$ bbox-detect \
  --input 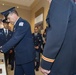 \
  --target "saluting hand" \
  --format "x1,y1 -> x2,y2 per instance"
40,67 -> 51,75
